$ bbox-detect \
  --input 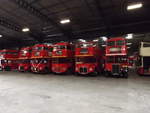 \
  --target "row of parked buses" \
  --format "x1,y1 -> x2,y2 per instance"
1,37 -> 148,77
